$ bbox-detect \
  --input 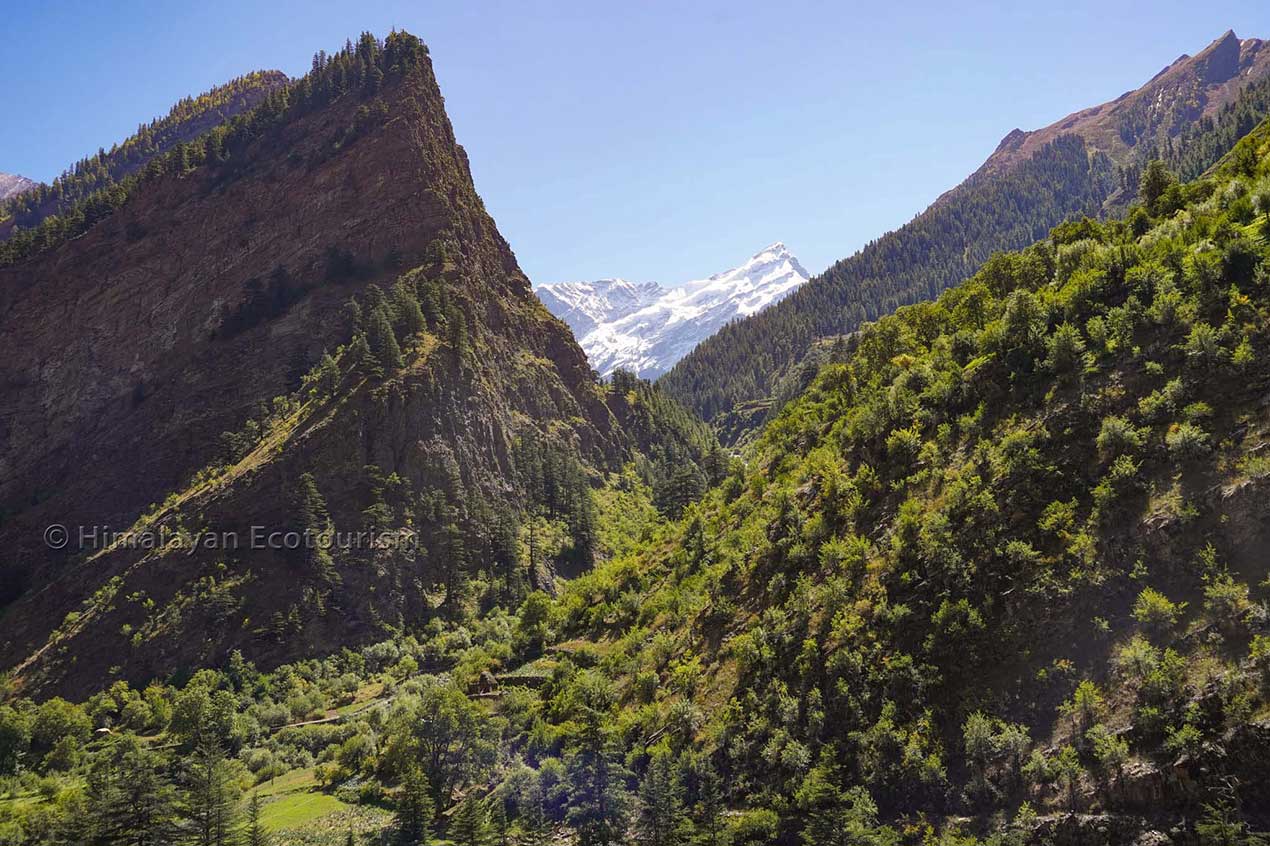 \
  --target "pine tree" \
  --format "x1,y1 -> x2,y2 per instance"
449,794 -> 493,846
245,793 -> 270,846
183,735 -> 243,846
636,749 -> 687,846
1139,159 -> 1177,216
394,766 -> 435,846
489,800 -> 509,846
566,678 -> 631,846
293,473 -> 338,586
313,350 -> 341,396
83,736 -> 180,846
694,760 -> 725,846
445,301 -> 468,362
392,280 -> 427,343
367,303 -> 404,374
519,780 -> 552,846
347,332 -> 372,372
797,764 -> 894,846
